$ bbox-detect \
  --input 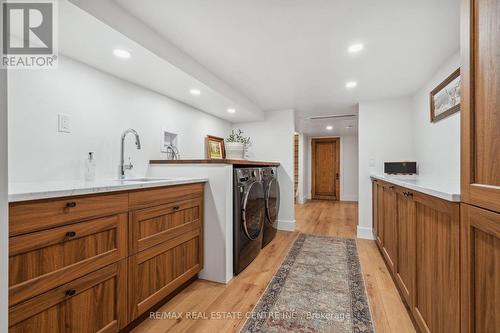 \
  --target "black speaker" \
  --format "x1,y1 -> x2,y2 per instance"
384,162 -> 417,175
